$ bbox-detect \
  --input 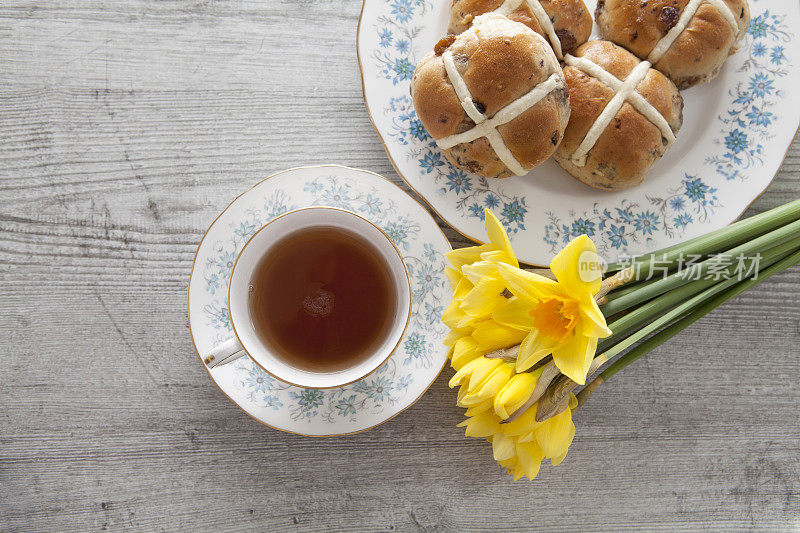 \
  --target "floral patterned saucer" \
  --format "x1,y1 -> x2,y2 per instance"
188,165 -> 452,436
358,0 -> 800,265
